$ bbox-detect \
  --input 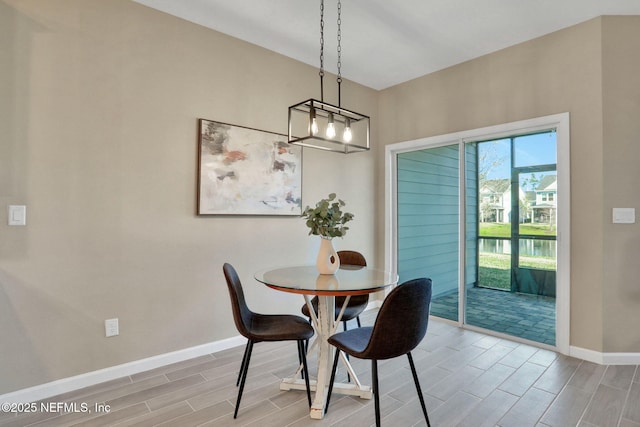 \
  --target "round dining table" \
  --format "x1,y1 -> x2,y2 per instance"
254,264 -> 398,419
